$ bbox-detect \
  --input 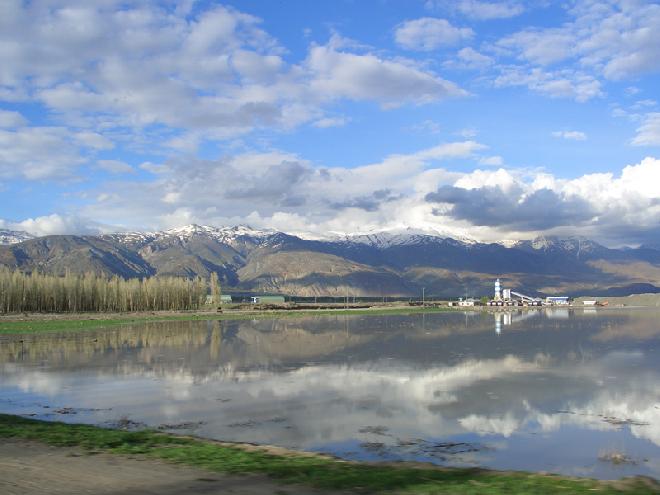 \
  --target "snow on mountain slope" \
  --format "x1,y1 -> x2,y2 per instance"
98,224 -> 611,255
332,227 -> 477,248
104,224 -> 276,246
0,229 -> 34,245
508,235 -> 604,254
164,224 -> 275,242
